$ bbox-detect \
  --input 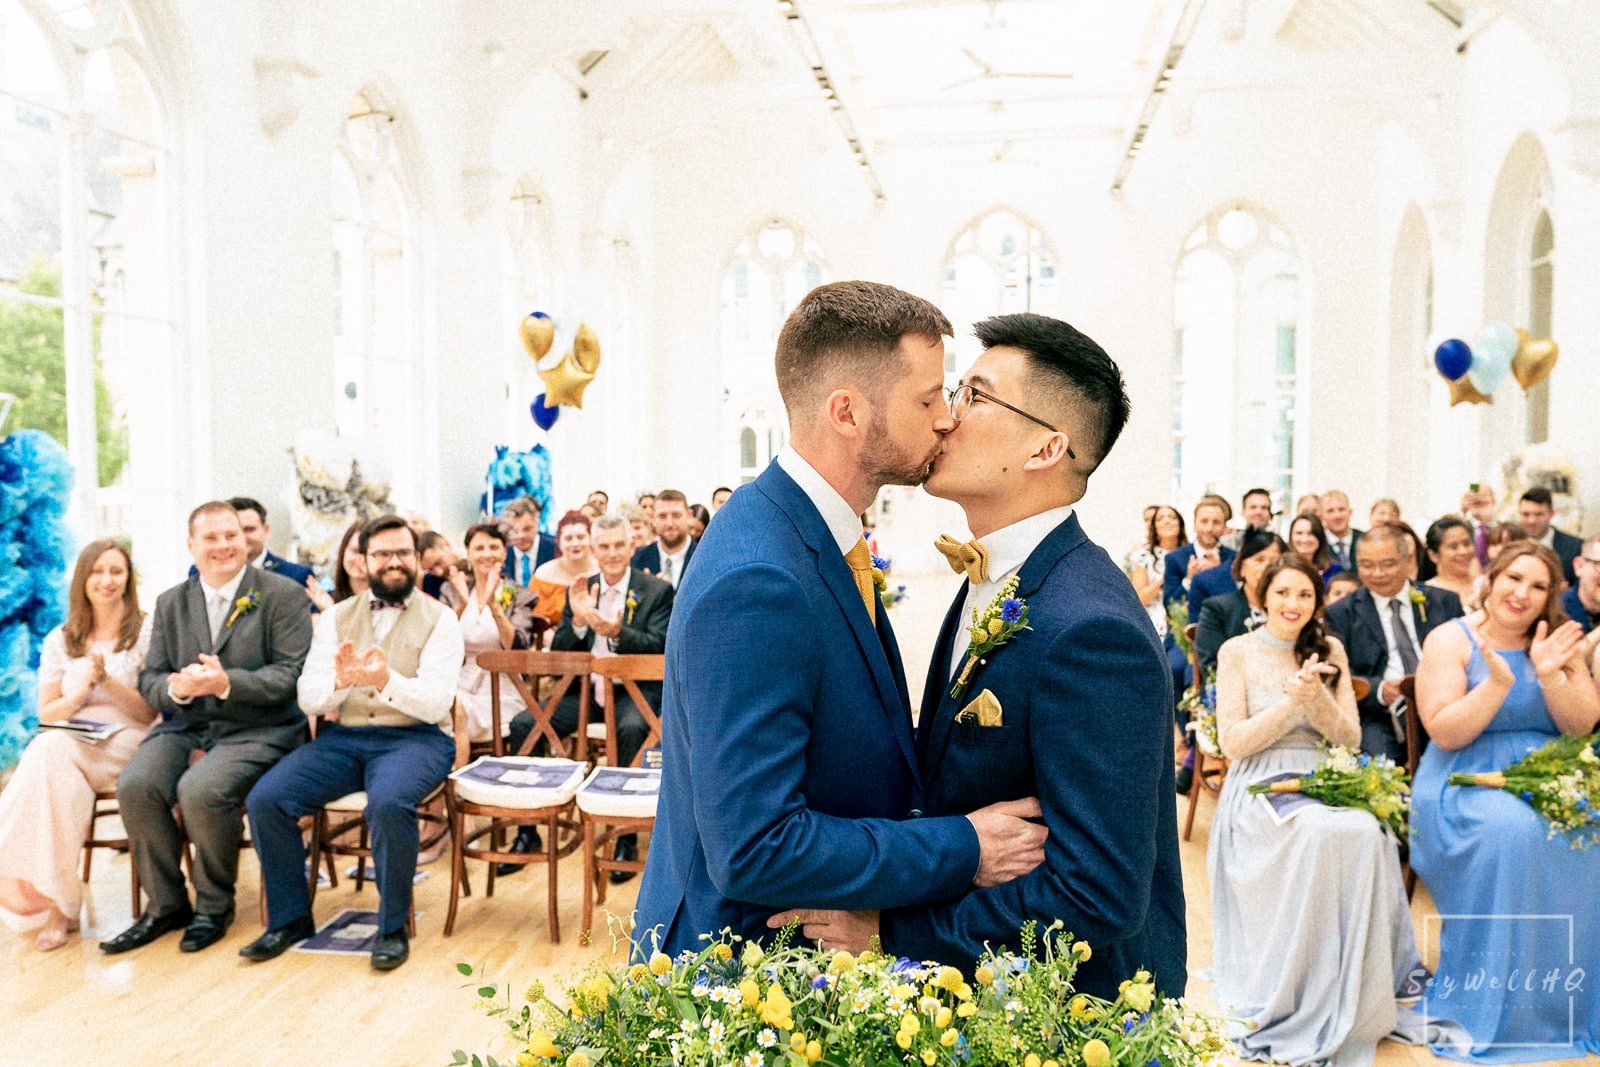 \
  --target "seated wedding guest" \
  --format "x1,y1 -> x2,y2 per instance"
1369,497 -> 1401,528
586,489 -> 609,515
686,503 -> 711,540
620,504 -> 651,552
500,514 -> 673,876
189,498 -> 317,604
1162,494 -> 1233,608
1518,486 -> 1582,585
1326,524 -> 1463,765
1195,529 -> 1287,676
103,502 -> 313,955
579,502 -> 601,520
1287,512 -> 1338,583
242,515 -> 462,971
710,486 -> 733,513
440,523 -> 539,743
1319,489 -> 1362,572
1127,504 -> 1187,634
1486,521 -> 1526,563
1425,517 -> 1481,610
1294,492 -> 1322,516
307,519 -> 367,612
1325,571 -> 1361,607
1461,484 -> 1497,568
1411,541 -> 1600,1060
636,491 -> 656,521
1222,487 -> 1274,551
535,510 -> 598,586
0,540 -> 155,951
1210,555 -> 1422,1066
501,496 -> 557,585
1124,504 -> 1159,569
1386,520 -> 1426,582
416,529 -> 455,600
1564,535 -> 1600,634
632,488 -> 697,588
